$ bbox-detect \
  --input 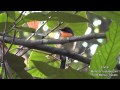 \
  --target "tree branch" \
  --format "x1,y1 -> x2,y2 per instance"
0,34 -> 101,64
0,33 -> 106,61
40,33 -> 106,44
0,33 -> 120,70
0,33 -> 106,45
0,33 -> 106,64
